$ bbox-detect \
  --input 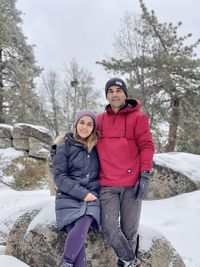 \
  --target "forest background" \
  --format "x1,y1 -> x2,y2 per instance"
0,0 -> 200,154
